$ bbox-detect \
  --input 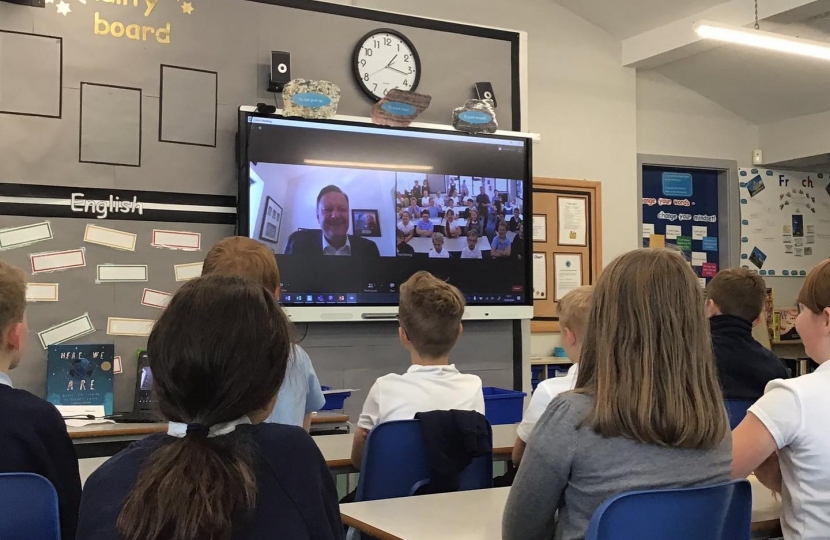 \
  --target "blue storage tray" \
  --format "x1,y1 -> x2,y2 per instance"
482,387 -> 527,425
320,386 -> 352,411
